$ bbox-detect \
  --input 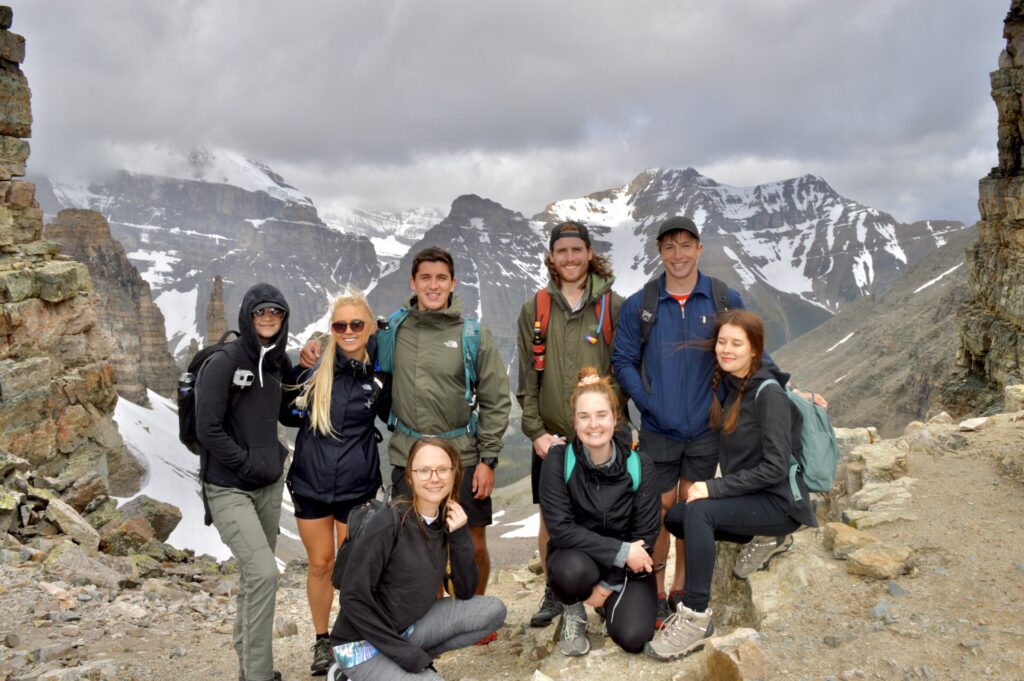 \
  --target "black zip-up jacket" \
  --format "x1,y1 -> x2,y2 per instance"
330,504 -> 478,673
284,337 -> 392,504
197,283 -> 293,491
539,428 -> 661,583
708,365 -> 817,528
